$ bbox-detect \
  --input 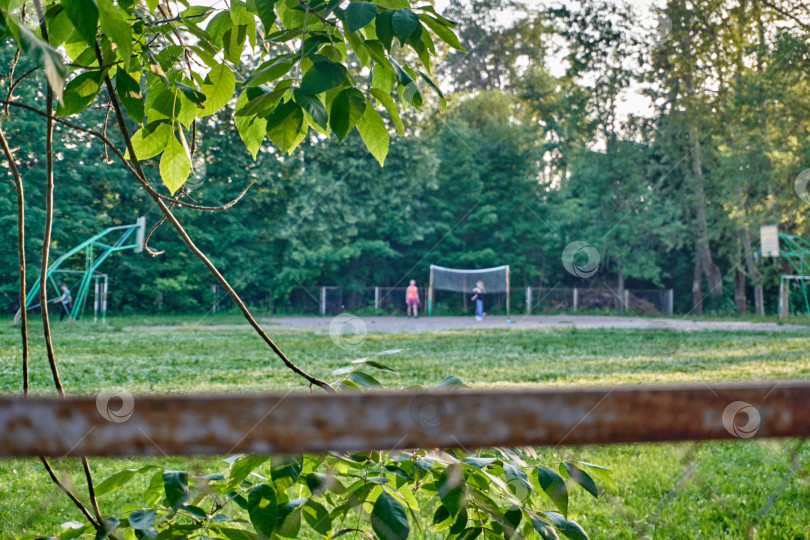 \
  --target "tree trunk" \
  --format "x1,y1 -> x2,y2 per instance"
616,257 -> 625,313
692,257 -> 704,314
734,234 -> 747,315
743,229 -> 765,315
